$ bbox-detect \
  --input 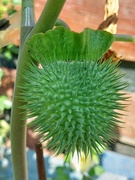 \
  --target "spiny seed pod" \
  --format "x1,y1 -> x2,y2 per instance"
20,27 -> 128,157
